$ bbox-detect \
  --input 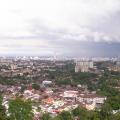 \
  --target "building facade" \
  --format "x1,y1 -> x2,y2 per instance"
75,61 -> 94,72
